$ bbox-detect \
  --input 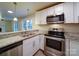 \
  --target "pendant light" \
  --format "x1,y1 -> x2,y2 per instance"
27,9 -> 30,23
13,2 -> 18,21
